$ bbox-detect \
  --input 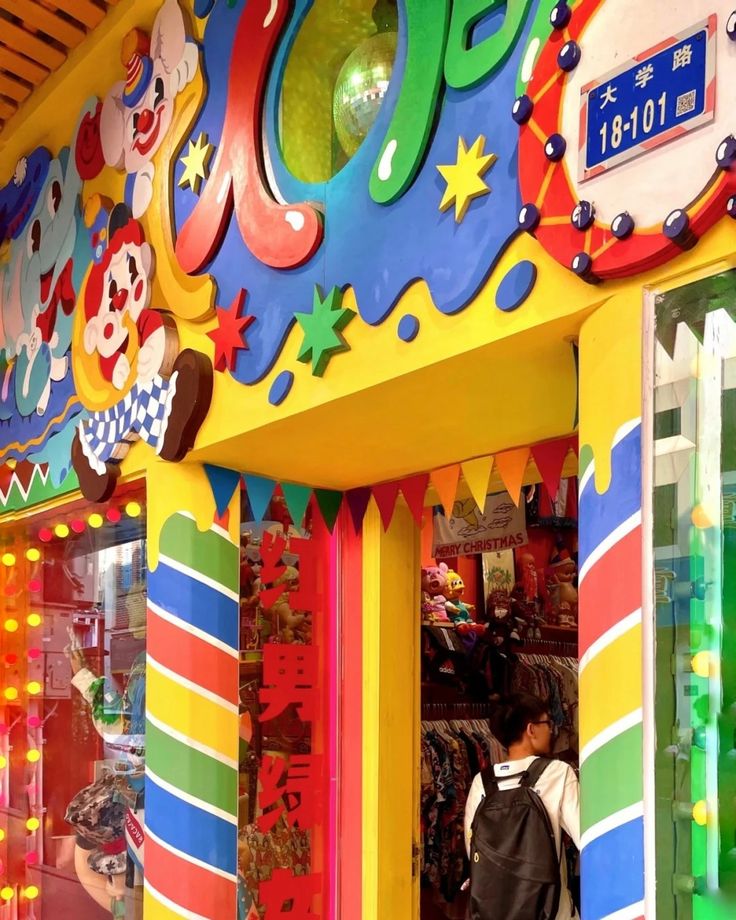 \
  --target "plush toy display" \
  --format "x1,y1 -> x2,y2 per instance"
443,569 -> 474,622
546,541 -> 578,628
421,563 -> 452,624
